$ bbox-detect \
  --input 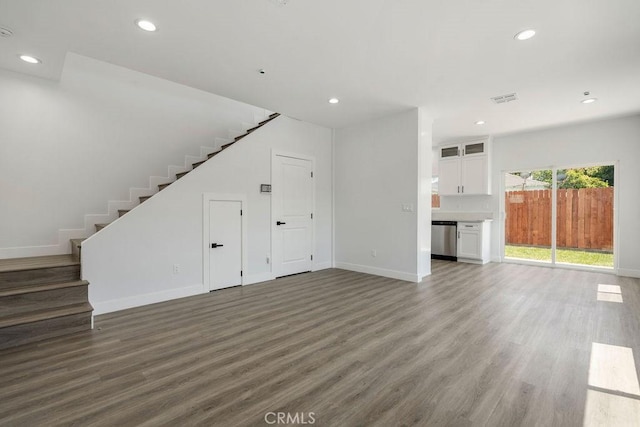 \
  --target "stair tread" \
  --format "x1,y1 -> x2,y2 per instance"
192,160 -> 206,167
0,255 -> 79,274
0,302 -> 93,329
70,238 -> 86,248
0,280 -> 89,298
208,151 -> 221,159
